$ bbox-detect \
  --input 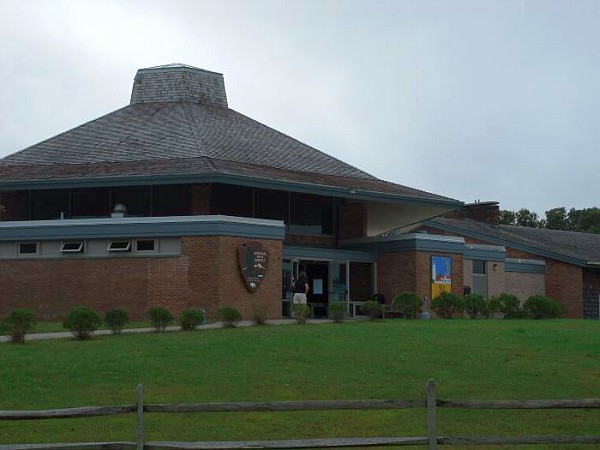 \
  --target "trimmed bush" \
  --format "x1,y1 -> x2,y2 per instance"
148,306 -> 174,332
63,307 -> 102,340
0,308 -> 37,344
218,306 -> 242,328
292,304 -> 310,324
523,295 -> 562,319
251,304 -> 268,326
361,300 -> 384,320
463,293 -> 487,319
179,309 -> 204,331
431,292 -> 463,319
393,292 -> 421,319
104,309 -> 129,334
496,293 -> 523,319
328,302 -> 347,323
